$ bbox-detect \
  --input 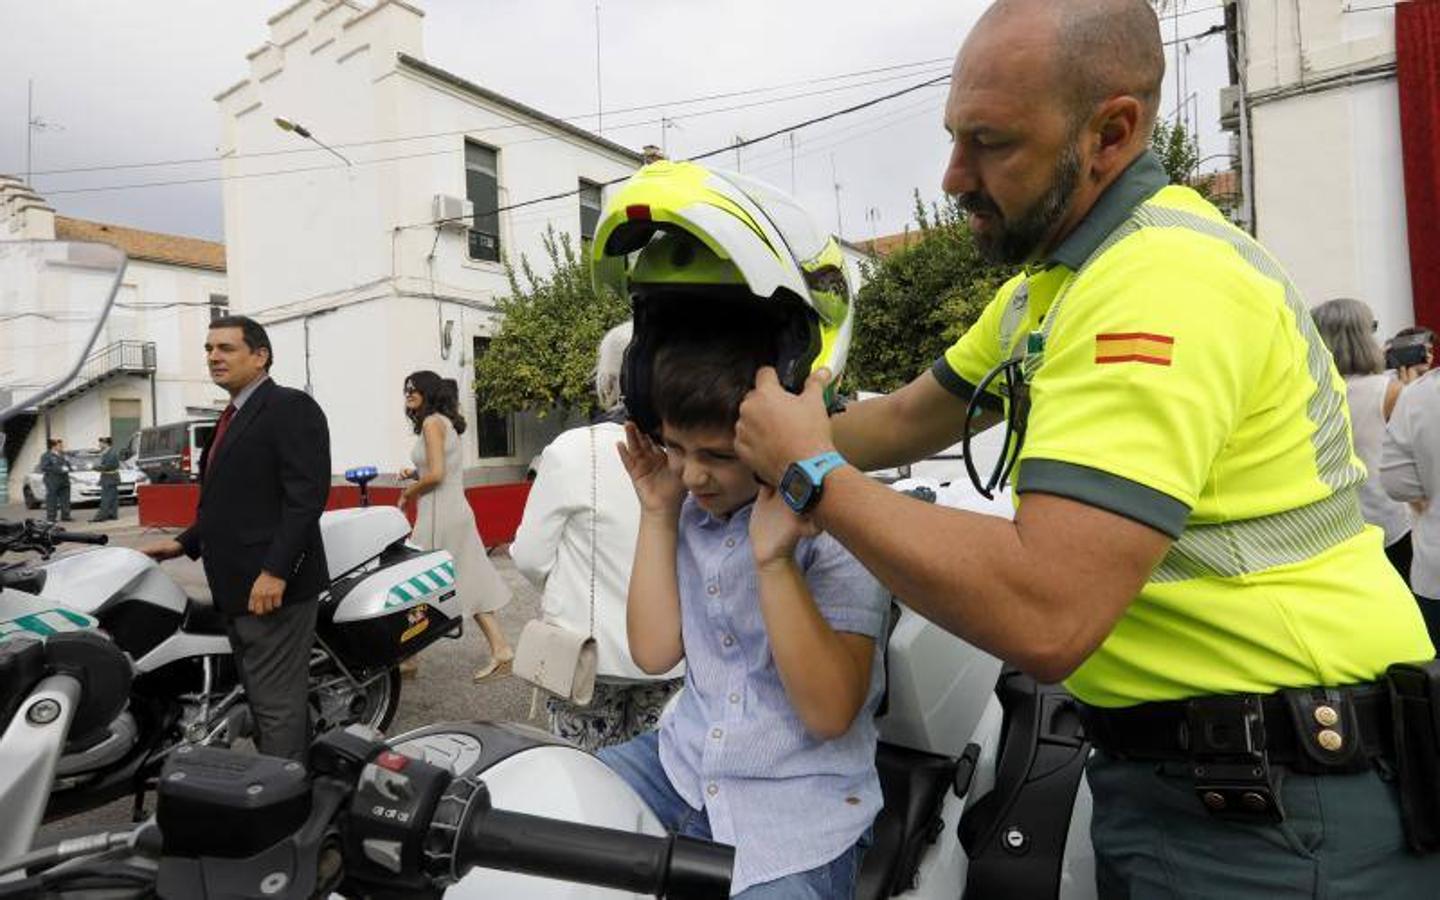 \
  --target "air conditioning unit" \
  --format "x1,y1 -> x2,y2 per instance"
432,194 -> 472,231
